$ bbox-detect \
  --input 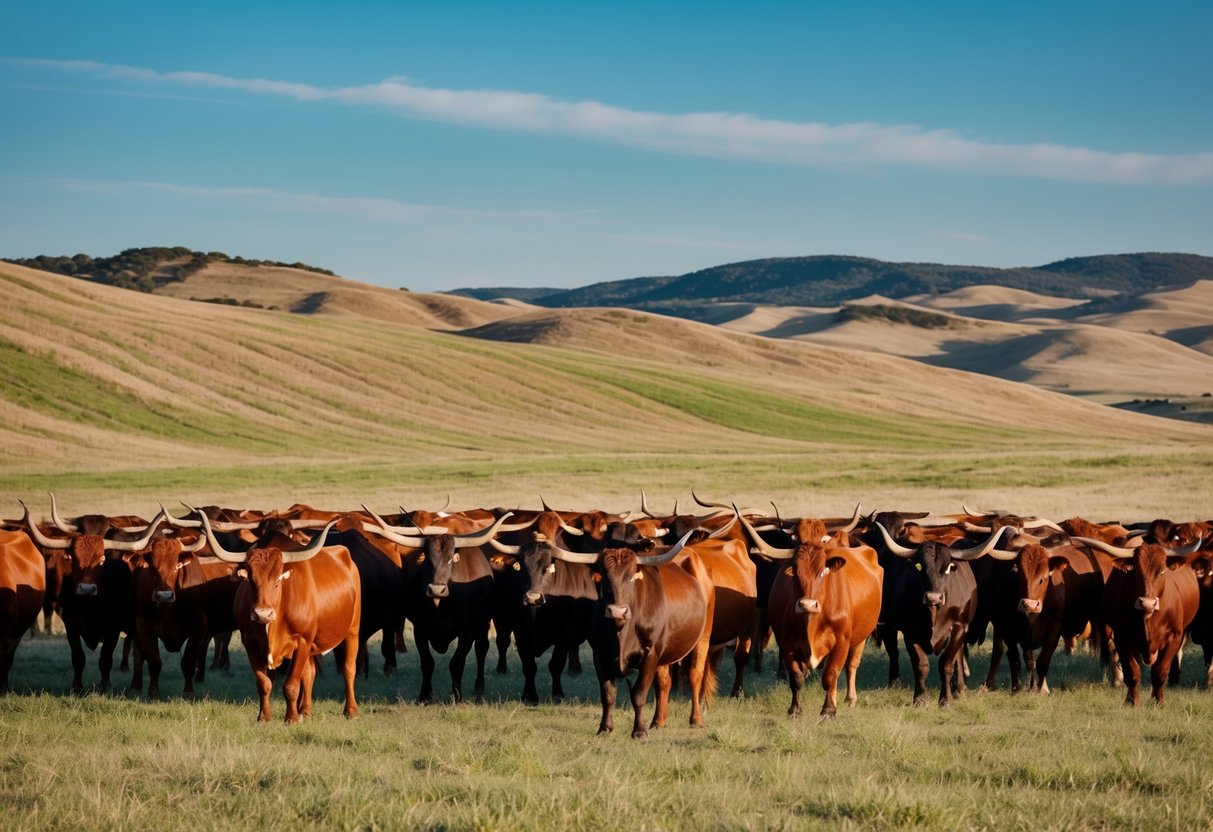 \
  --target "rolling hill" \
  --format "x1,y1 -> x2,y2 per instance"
1,258 -> 1209,520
